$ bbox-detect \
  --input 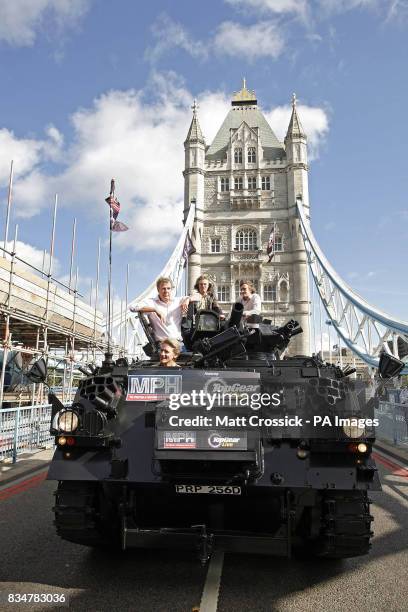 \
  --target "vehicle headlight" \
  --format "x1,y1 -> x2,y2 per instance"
343,424 -> 365,439
58,410 -> 79,433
